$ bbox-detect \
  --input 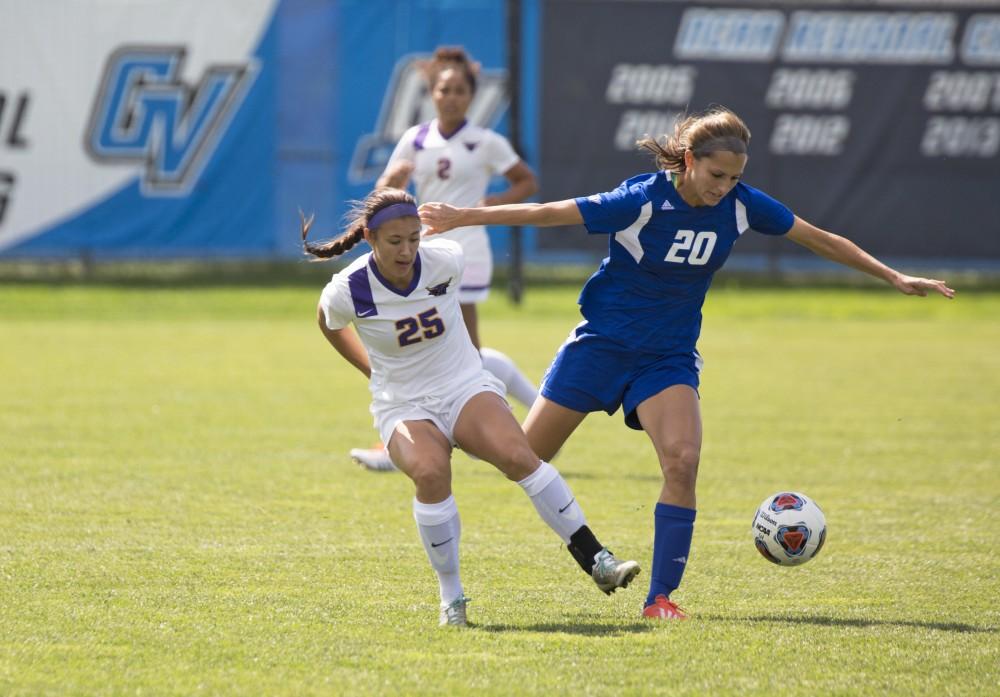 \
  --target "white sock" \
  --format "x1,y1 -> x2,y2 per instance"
481,347 -> 538,407
413,496 -> 463,605
516,461 -> 587,544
